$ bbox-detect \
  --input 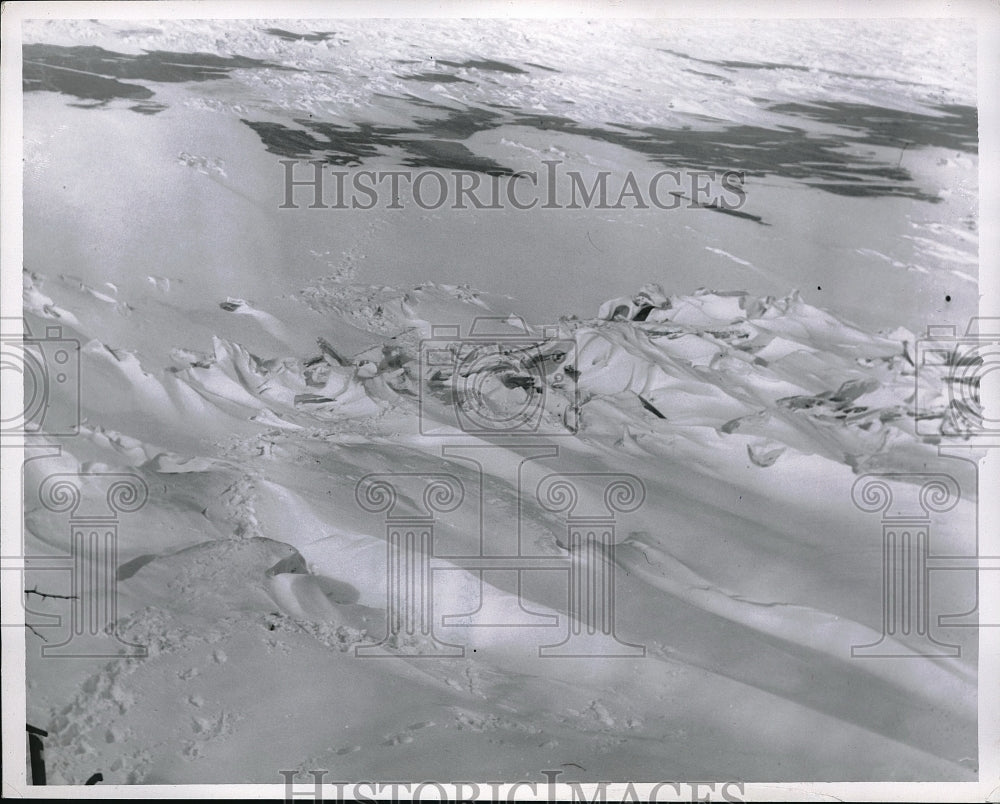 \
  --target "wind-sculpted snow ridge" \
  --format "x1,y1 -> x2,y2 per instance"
570,284 -> 953,477
23,267 -> 955,476
281,278 -> 954,476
